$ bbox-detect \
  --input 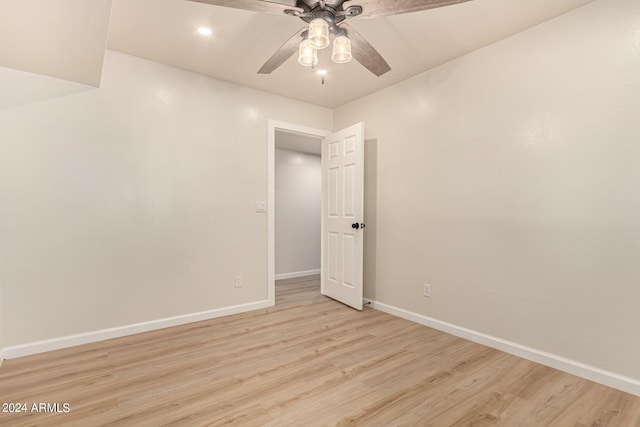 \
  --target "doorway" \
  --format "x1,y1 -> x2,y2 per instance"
267,121 -> 329,306
274,130 -> 322,281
